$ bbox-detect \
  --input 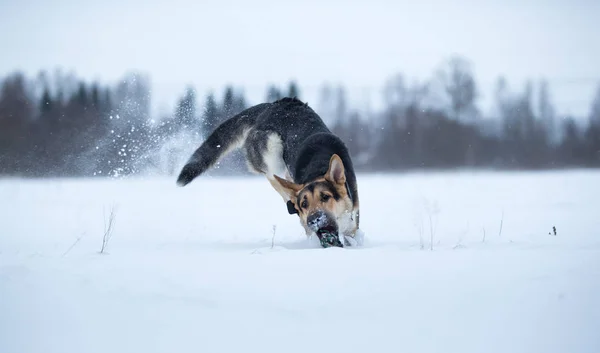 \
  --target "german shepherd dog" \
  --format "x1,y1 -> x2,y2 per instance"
176,97 -> 360,247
